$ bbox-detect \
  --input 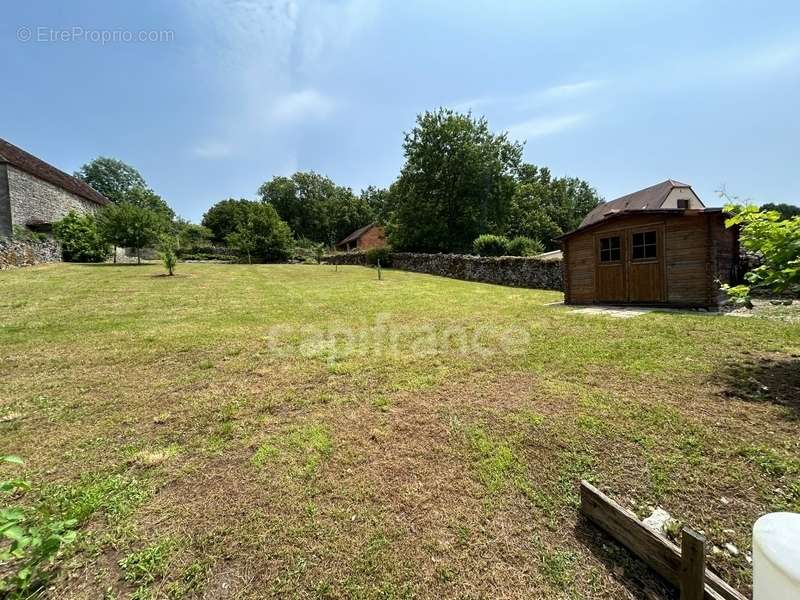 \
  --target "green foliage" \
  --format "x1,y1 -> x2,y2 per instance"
259,172 -> 374,245
11,225 -> 47,243
158,234 -> 179,276
473,234 -> 510,256
388,108 -> 522,253
0,456 -> 79,596
97,203 -> 164,263
724,202 -> 800,296
121,187 -> 175,223
360,186 -> 393,225
74,157 -> 147,203
760,202 -> 800,220
506,236 -> 544,256
174,220 -> 213,254
365,246 -> 392,267
52,210 -> 110,262
225,202 -> 294,263
201,199 -> 253,245
507,164 -> 601,249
